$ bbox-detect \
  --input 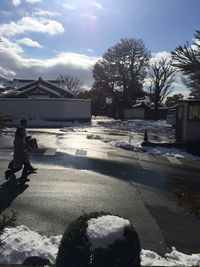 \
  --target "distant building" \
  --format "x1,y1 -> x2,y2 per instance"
0,77 -> 74,99
0,77 -> 91,126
